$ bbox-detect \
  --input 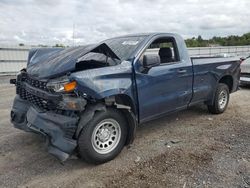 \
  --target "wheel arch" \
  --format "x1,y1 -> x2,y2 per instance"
76,94 -> 138,146
104,94 -> 138,145
206,75 -> 233,106
218,75 -> 234,93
